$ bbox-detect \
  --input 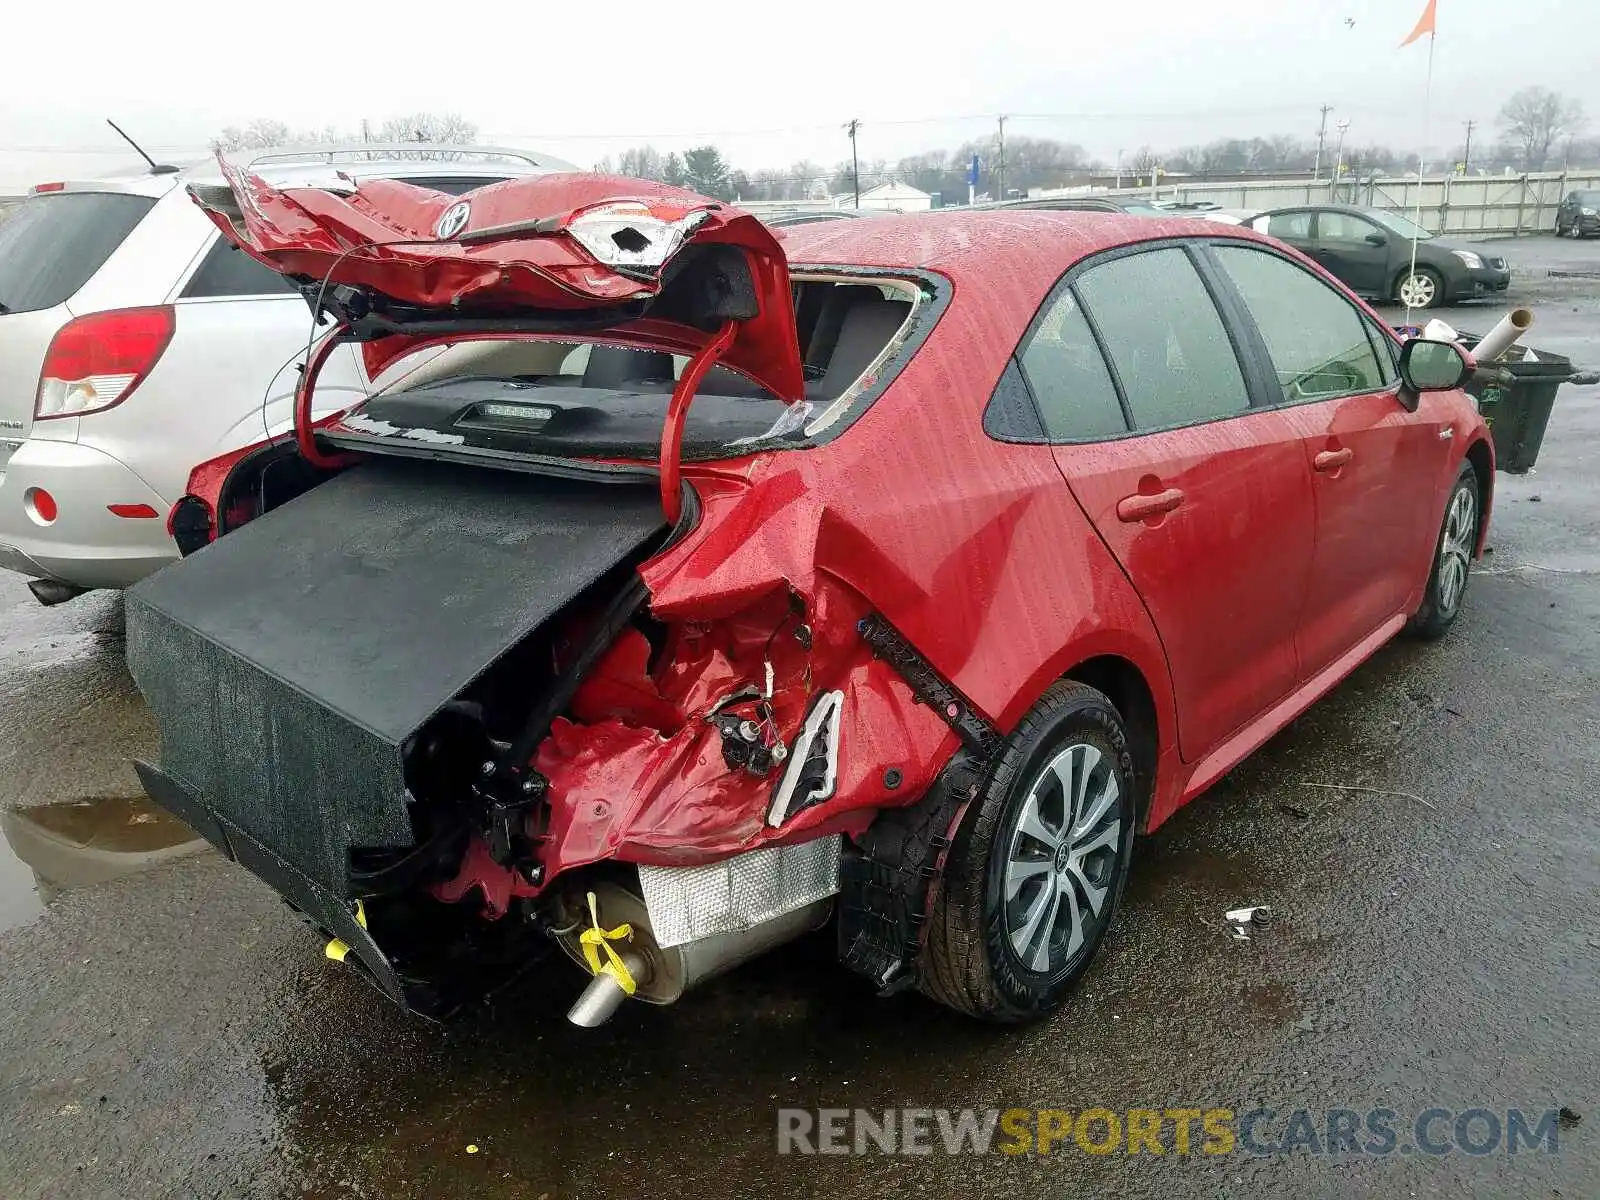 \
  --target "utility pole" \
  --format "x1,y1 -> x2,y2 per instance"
1462,119 -> 1476,174
996,114 -> 1008,202
846,118 -> 861,209
1312,104 -> 1333,181
1332,119 -> 1351,199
